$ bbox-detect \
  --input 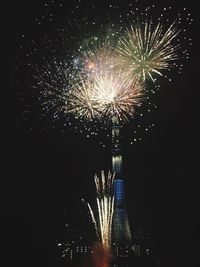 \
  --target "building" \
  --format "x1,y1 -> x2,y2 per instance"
111,116 -> 132,252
